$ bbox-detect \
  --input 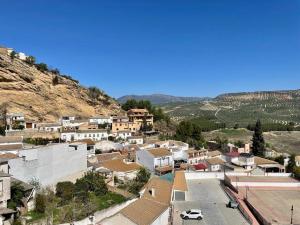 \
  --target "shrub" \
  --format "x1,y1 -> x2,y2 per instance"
88,86 -> 104,102
8,182 -> 25,210
52,76 -> 59,85
35,193 -> 46,213
10,51 -> 17,61
56,181 -> 75,205
50,68 -> 60,75
74,171 -> 108,200
35,63 -> 48,72
25,56 -> 36,66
